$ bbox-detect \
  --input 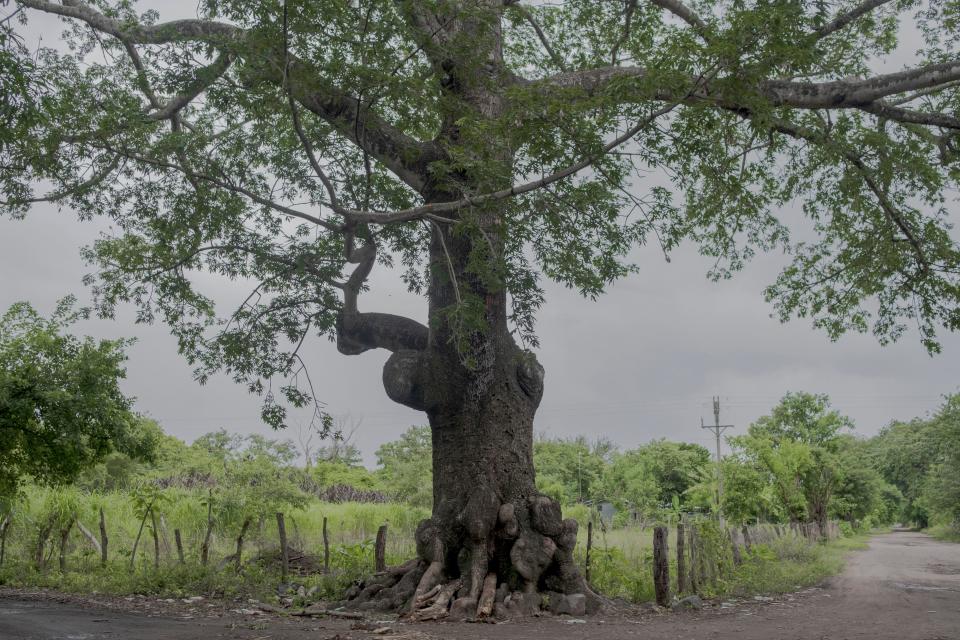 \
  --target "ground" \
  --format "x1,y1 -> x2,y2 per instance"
1,531 -> 958,640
